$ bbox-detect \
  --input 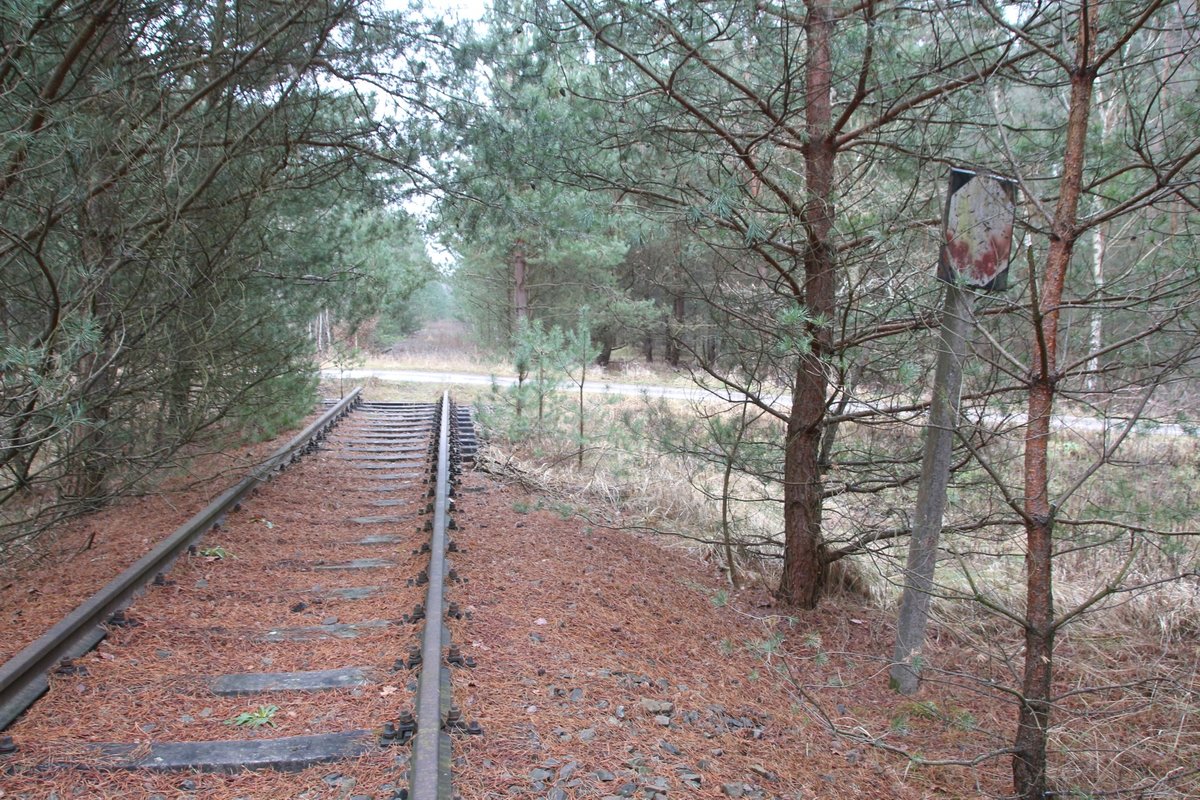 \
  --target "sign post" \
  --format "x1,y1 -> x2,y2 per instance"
890,169 -> 1016,695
